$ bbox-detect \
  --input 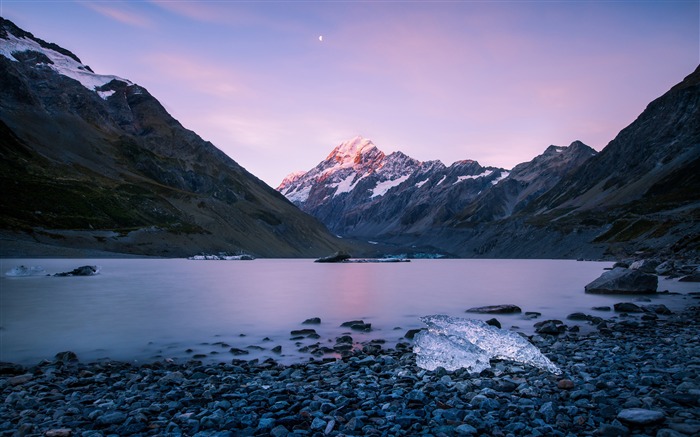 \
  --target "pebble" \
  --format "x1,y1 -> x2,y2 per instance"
617,408 -> 666,425
0,306 -> 698,436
